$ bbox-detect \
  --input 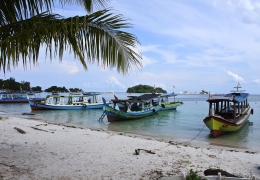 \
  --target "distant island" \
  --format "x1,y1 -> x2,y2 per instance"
127,84 -> 167,93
